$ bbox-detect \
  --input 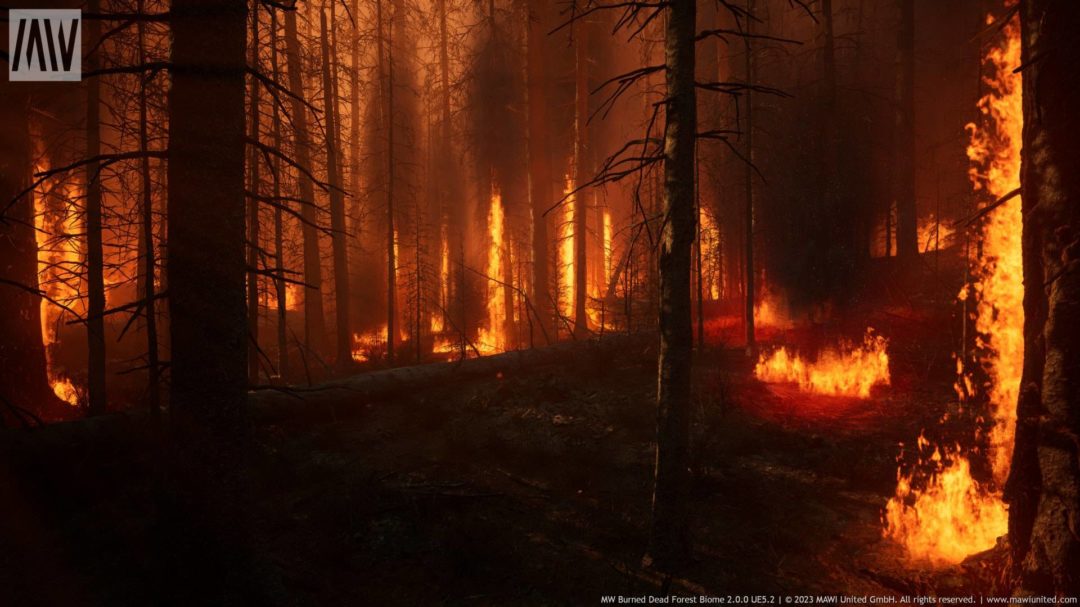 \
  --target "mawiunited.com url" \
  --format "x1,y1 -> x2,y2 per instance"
597,595 -> 1078,605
